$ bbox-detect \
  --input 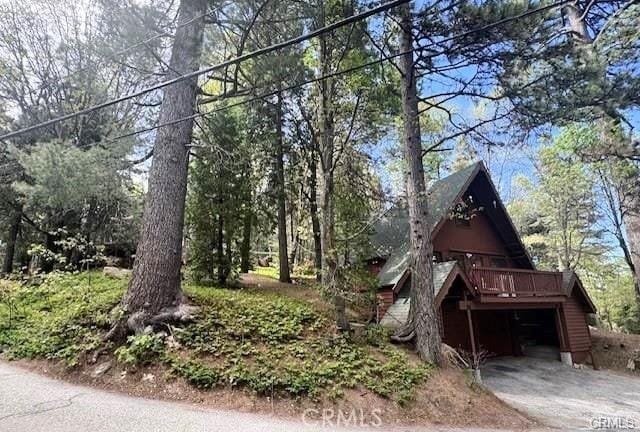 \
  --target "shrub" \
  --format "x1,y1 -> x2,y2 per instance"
115,333 -> 165,366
